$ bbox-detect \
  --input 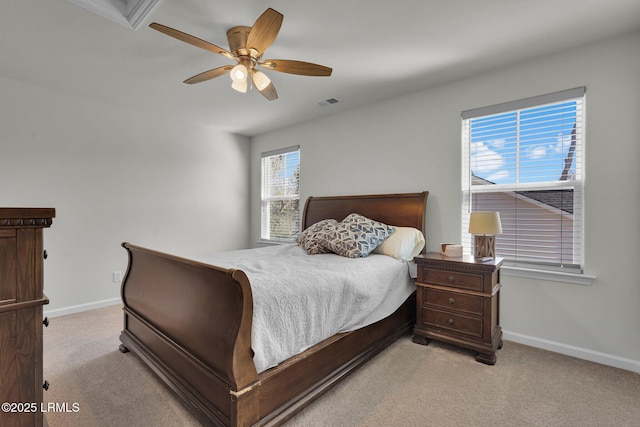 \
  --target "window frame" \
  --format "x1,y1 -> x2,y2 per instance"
461,88 -> 589,281
260,145 -> 301,243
